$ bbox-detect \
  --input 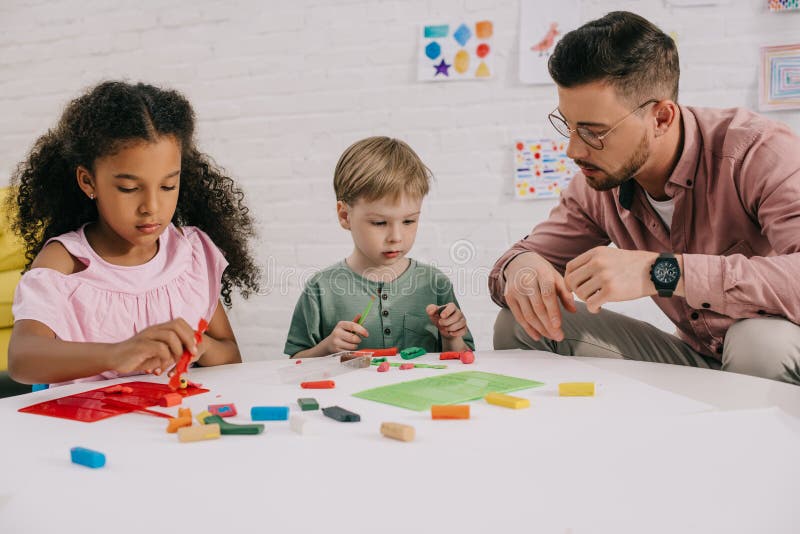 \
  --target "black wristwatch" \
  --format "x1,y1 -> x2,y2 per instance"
650,253 -> 680,297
